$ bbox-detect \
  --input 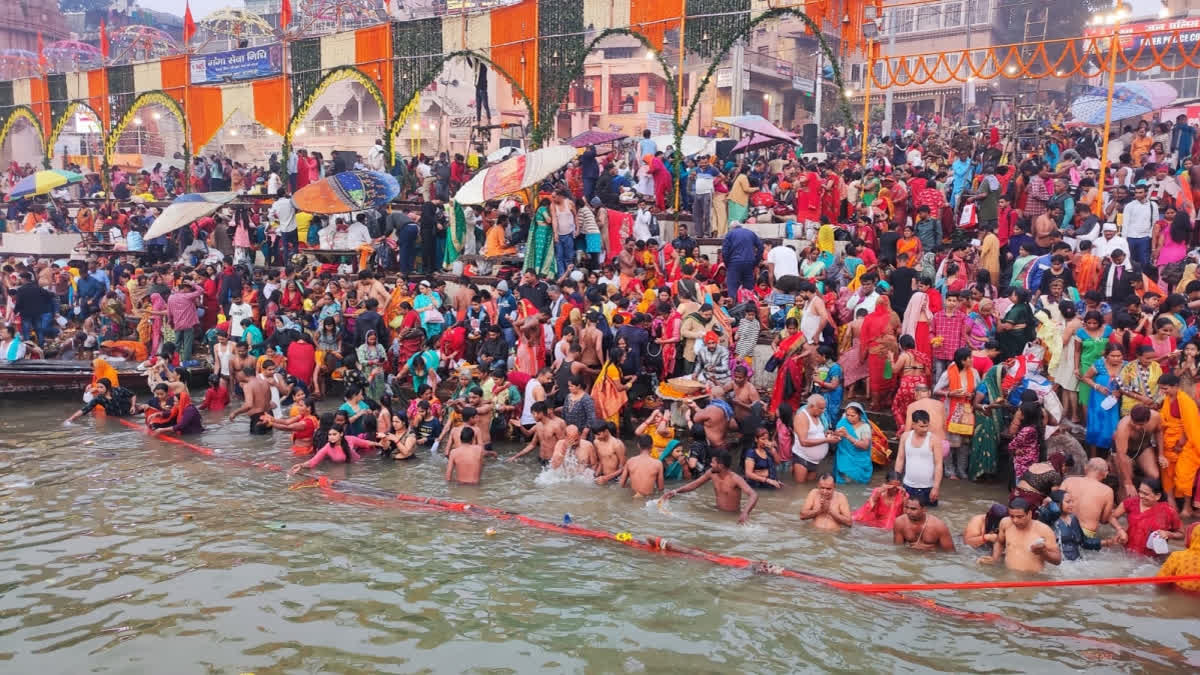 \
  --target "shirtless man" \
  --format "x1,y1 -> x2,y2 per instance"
798,472 -> 853,530
661,451 -> 759,524
979,498 -> 1062,572
893,497 -> 956,552
901,384 -> 945,451
354,270 -> 390,308
727,365 -> 762,429
229,341 -> 255,397
227,365 -> 272,434
579,312 -> 605,368
1111,405 -> 1164,501
599,435 -> 664,497
550,424 -> 598,472
1062,457 -> 1128,544
617,237 -> 638,278
445,426 -> 485,484
450,281 -> 475,322
443,405 -> 483,455
590,420 -> 627,479
451,388 -> 505,455
689,396 -> 734,450
508,401 -> 567,465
